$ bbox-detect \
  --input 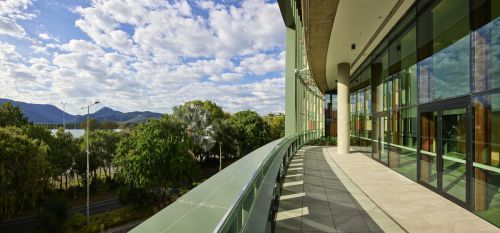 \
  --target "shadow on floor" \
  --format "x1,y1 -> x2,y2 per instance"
275,146 -> 383,233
